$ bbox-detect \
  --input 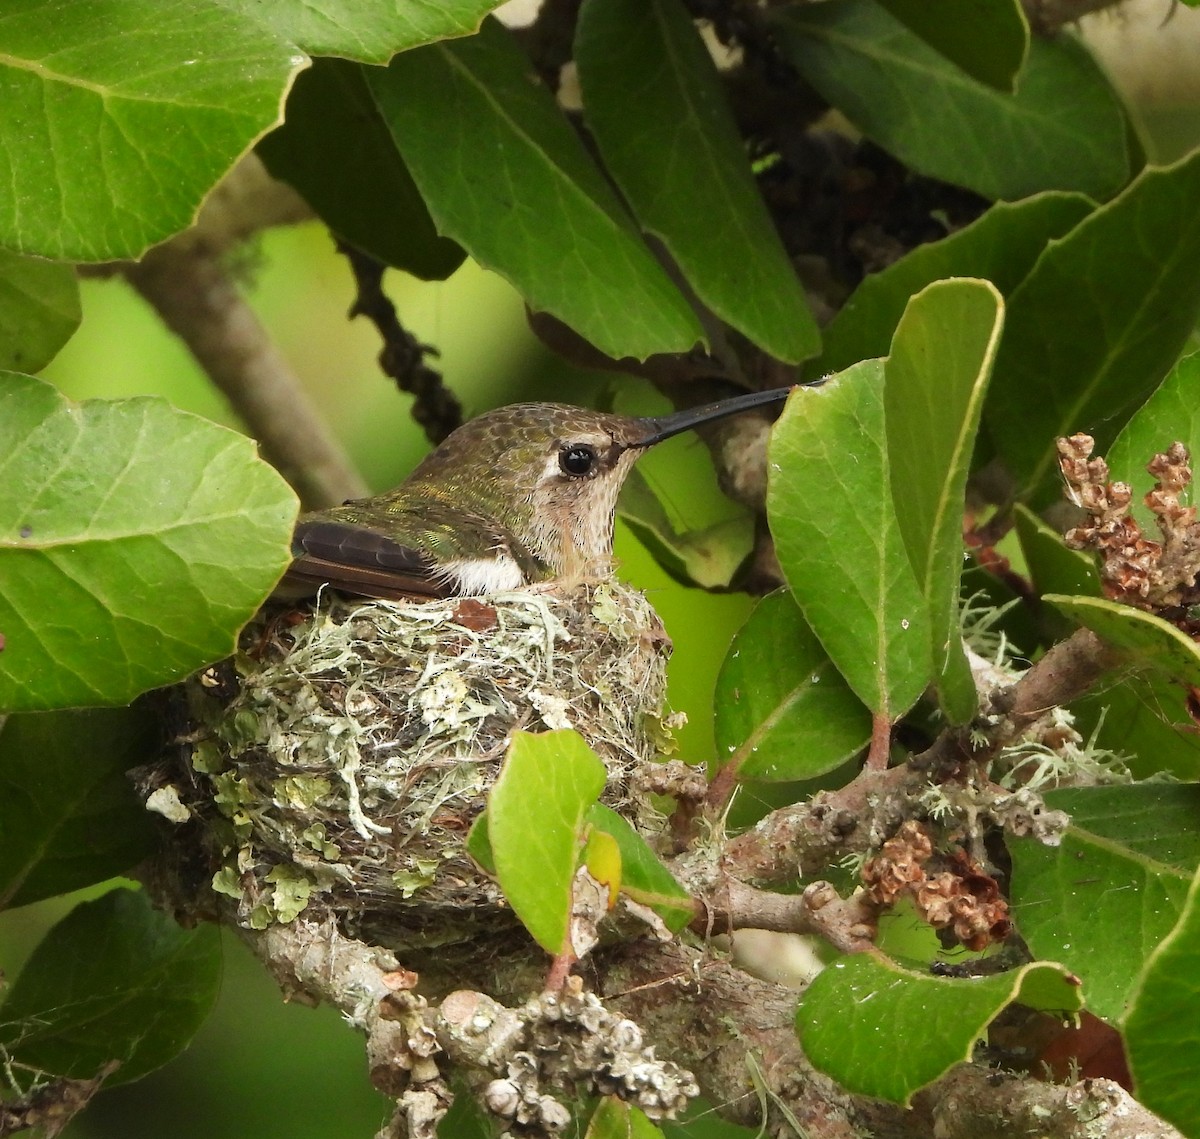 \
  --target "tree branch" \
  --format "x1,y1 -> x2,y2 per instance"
117,157 -> 368,510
